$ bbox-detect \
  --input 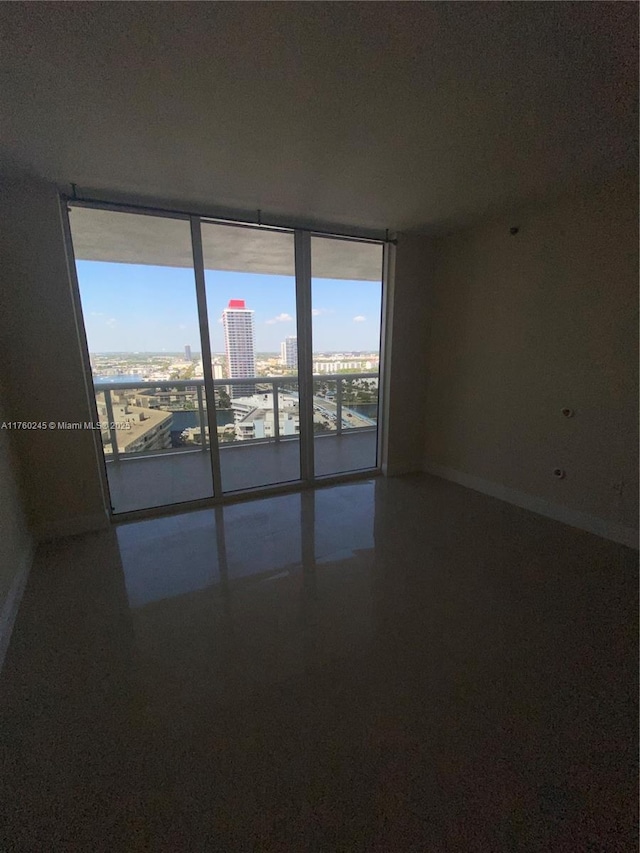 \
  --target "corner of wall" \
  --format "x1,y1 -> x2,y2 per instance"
0,384 -> 35,672
0,174 -> 108,540
421,172 -> 639,548
383,232 -> 436,477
